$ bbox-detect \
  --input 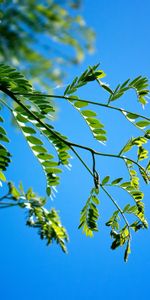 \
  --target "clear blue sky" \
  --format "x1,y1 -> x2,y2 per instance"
1,1 -> 150,299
